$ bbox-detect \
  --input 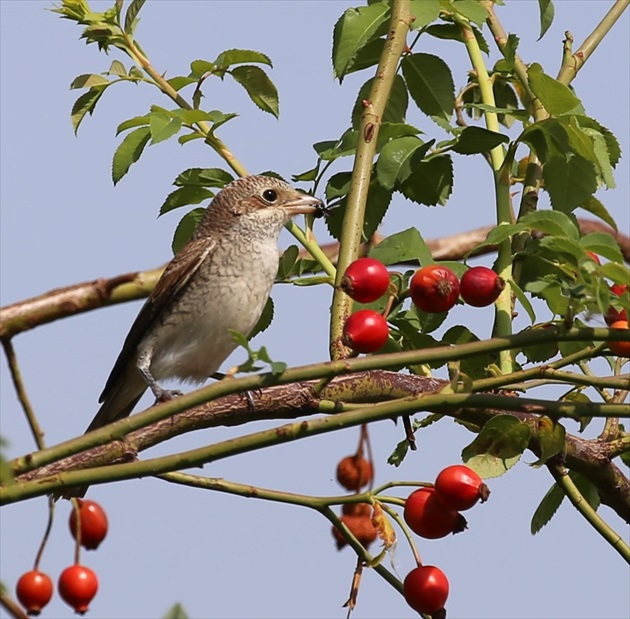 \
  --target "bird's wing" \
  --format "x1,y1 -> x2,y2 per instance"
99,237 -> 218,403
